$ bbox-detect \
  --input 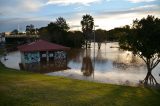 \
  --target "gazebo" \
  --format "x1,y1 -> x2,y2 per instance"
18,39 -> 70,72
